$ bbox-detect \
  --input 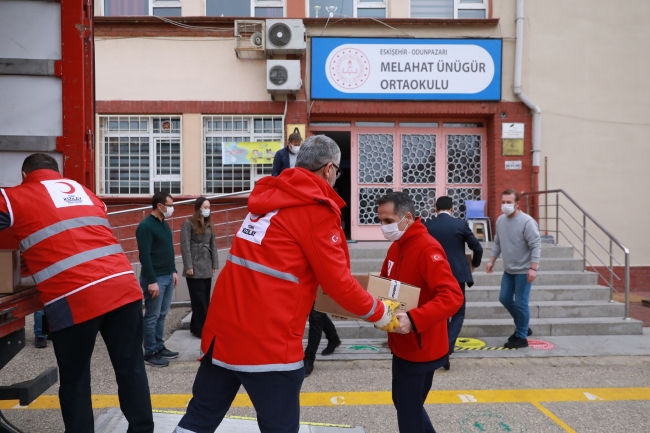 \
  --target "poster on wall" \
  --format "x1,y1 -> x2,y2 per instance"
222,141 -> 282,165
311,37 -> 502,101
